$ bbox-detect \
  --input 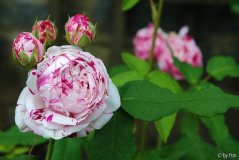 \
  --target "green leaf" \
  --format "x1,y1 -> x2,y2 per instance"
0,144 -> 14,153
11,147 -> 30,156
147,70 -> 183,94
152,133 -> 220,160
219,135 -> 239,154
200,115 -> 229,146
180,113 -> 199,134
0,125 -> 48,146
121,0 -> 140,11
0,155 -> 38,160
154,113 -> 176,143
120,80 -> 239,121
206,56 -> 239,81
111,71 -> 143,87
186,81 -> 210,93
109,65 -> 130,77
173,57 -> 203,85
88,108 -> 136,160
52,138 -> 82,160
147,71 -> 182,143
121,52 -> 149,76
